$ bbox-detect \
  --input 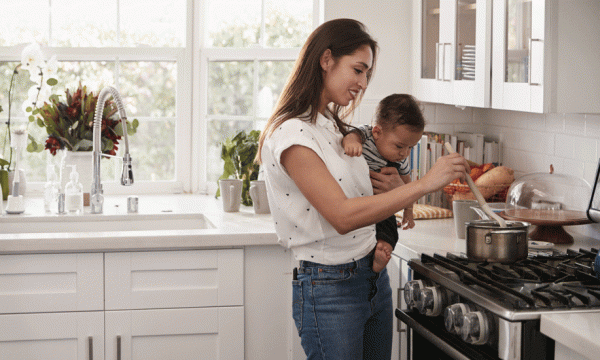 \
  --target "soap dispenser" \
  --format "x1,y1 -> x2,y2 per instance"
44,164 -> 60,213
65,165 -> 84,214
